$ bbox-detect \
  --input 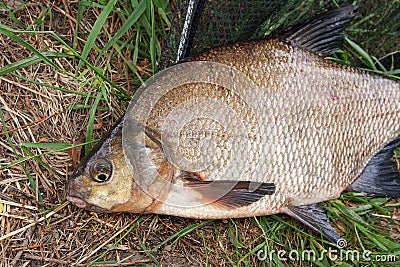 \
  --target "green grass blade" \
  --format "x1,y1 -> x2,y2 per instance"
153,0 -> 171,27
0,141 -> 97,171
76,0 -> 118,72
71,104 -> 108,110
85,92 -> 102,154
140,240 -> 161,266
0,104 -> 47,221
387,69 -> 400,75
345,37 -> 377,71
22,166 -> 45,208
20,146 -> 55,179
151,220 -> 211,252
37,30 -> 128,97
3,2 -> 27,28
0,56 -> 42,76
21,142 -> 73,149
0,52 -> 71,76
107,37 -> 143,84
201,231 -> 209,266
150,1 -> 157,74
133,29 -> 140,64
0,100 -> 18,157
74,0 -> 85,50
100,82 -> 113,112
0,26 -> 128,98
0,23 -> 62,72
97,0 -> 147,59
10,73 -> 93,98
